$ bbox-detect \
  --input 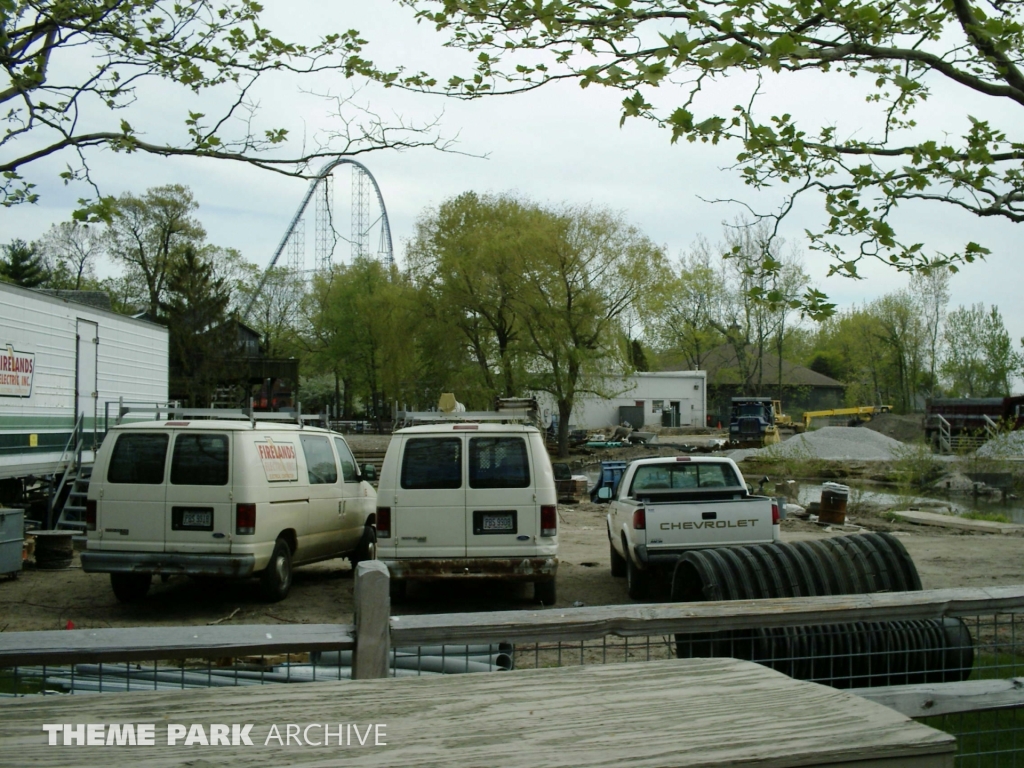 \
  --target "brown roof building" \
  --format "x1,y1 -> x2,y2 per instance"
658,344 -> 846,424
